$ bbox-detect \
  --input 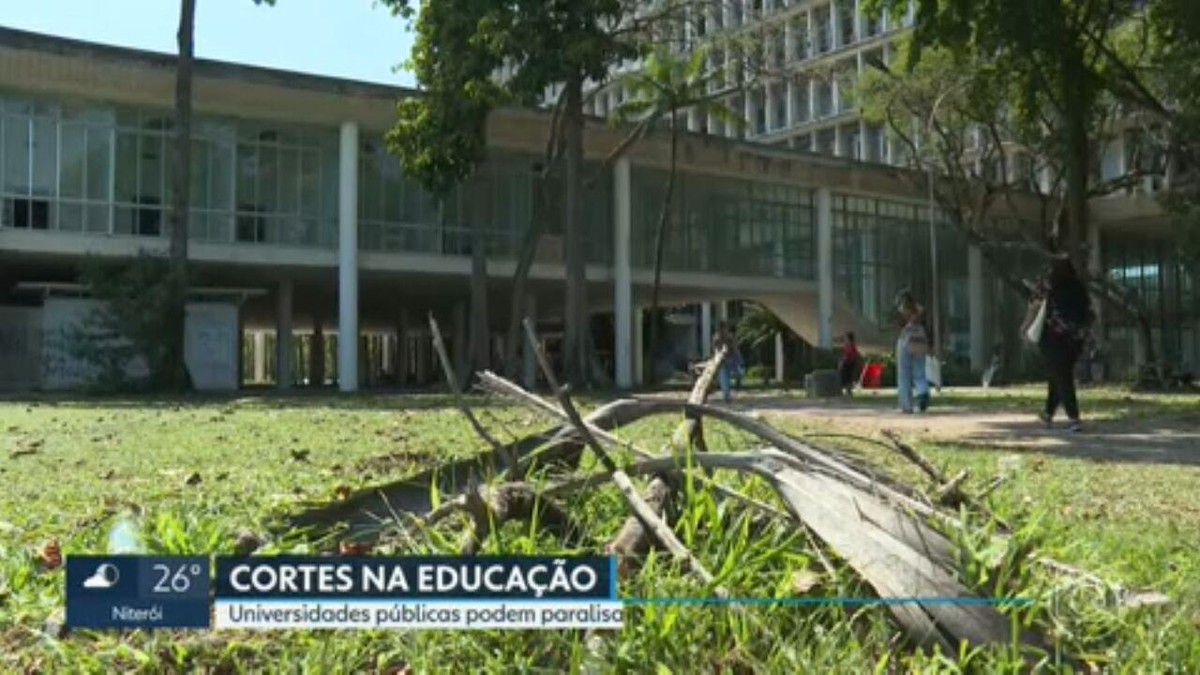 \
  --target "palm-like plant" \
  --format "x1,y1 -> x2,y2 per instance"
611,45 -> 741,385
